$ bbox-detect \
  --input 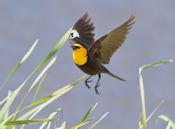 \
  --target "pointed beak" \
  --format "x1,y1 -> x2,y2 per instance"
70,43 -> 76,50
